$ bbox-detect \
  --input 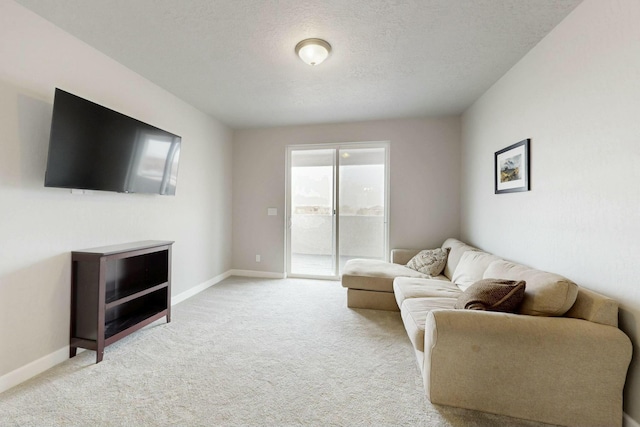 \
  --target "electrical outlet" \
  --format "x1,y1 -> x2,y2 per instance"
255,255 -> 261,262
